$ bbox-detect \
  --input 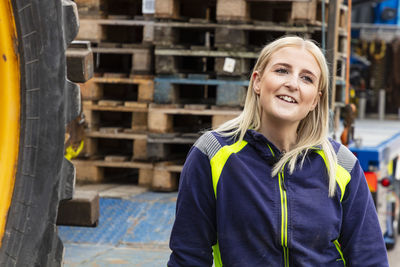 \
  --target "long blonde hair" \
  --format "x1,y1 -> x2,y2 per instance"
214,36 -> 337,197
